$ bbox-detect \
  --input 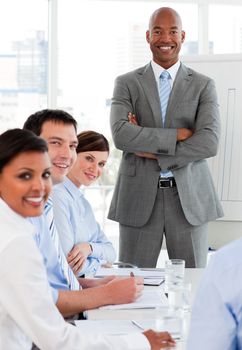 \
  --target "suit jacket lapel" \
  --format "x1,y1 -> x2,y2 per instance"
165,63 -> 193,128
137,63 -> 163,127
